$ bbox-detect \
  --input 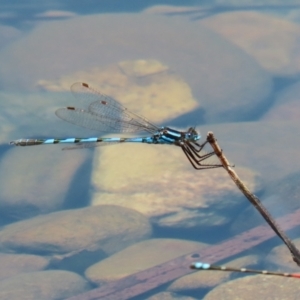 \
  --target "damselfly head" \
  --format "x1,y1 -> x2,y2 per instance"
186,127 -> 200,141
